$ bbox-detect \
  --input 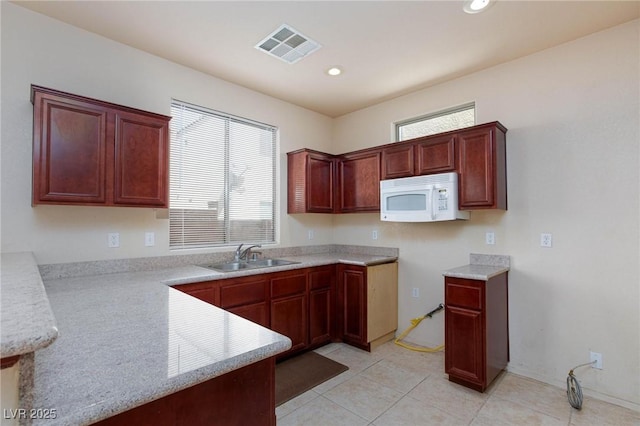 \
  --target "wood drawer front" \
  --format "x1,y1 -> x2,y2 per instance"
446,278 -> 483,310
220,279 -> 267,309
176,281 -> 219,306
228,302 -> 269,328
309,266 -> 334,290
271,273 -> 306,299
